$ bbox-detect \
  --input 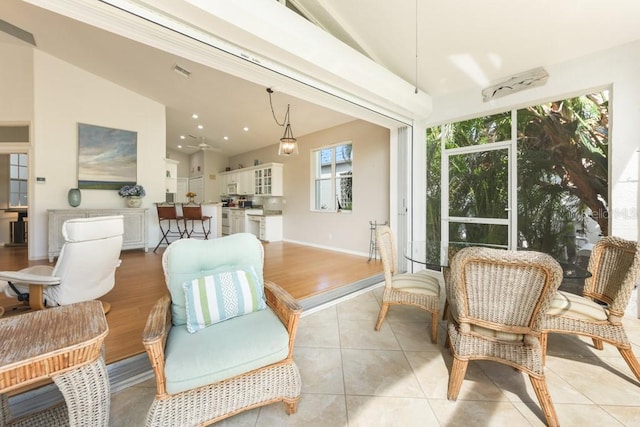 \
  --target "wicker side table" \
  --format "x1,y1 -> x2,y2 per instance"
0,301 -> 109,426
